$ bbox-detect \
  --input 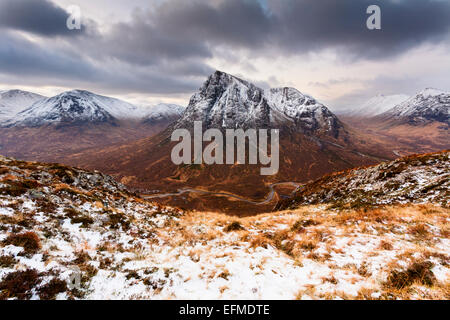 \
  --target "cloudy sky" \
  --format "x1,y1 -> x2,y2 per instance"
1,0 -> 450,111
